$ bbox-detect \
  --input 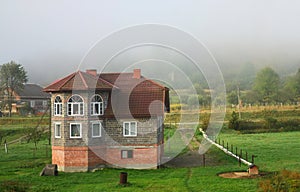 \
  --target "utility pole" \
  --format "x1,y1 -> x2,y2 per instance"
237,85 -> 241,119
